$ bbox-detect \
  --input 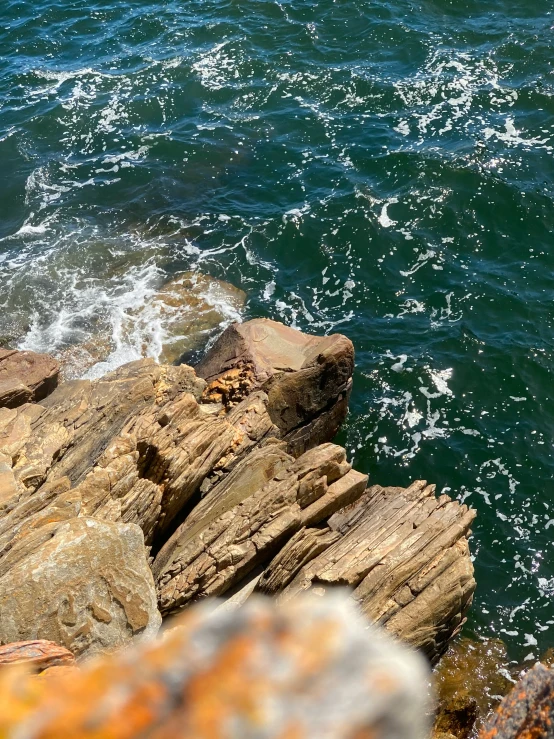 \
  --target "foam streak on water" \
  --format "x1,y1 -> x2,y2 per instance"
2,0 -> 554,659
